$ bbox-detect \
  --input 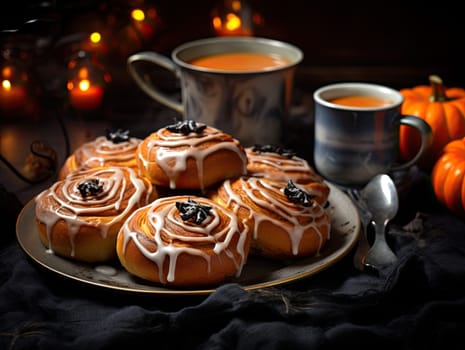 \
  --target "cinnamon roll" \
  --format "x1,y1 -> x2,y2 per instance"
116,195 -> 251,287
136,120 -> 247,192
58,129 -> 141,179
35,166 -> 156,263
209,176 -> 331,259
245,145 -> 330,206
